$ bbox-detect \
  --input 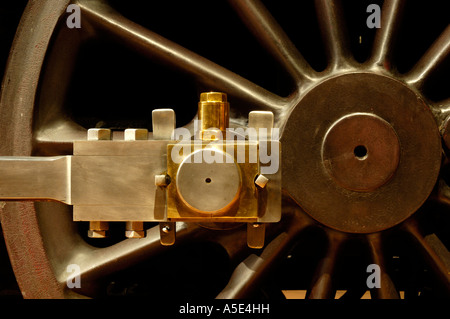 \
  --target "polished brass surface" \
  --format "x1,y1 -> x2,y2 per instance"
176,149 -> 242,213
167,92 -> 280,226
167,143 -> 259,222
198,92 -> 229,140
